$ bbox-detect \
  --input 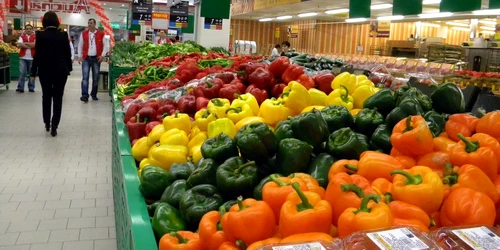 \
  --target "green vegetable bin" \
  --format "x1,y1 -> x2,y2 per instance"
109,64 -> 136,97
10,53 -> 19,79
